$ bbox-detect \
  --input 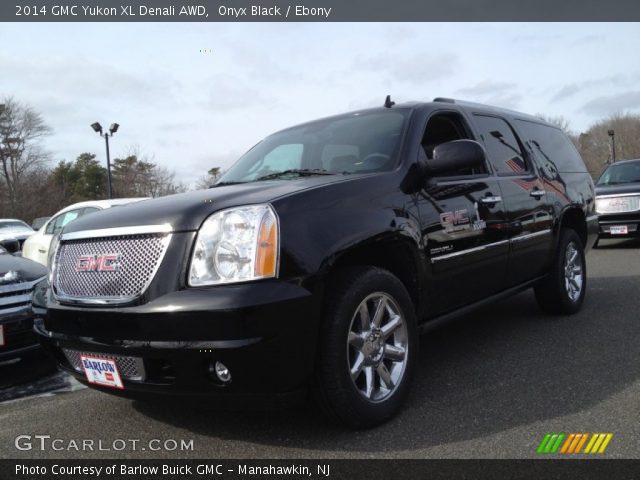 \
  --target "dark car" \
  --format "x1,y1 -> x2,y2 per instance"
594,159 -> 640,242
0,241 -> 48,364
35,98 -> 597,427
